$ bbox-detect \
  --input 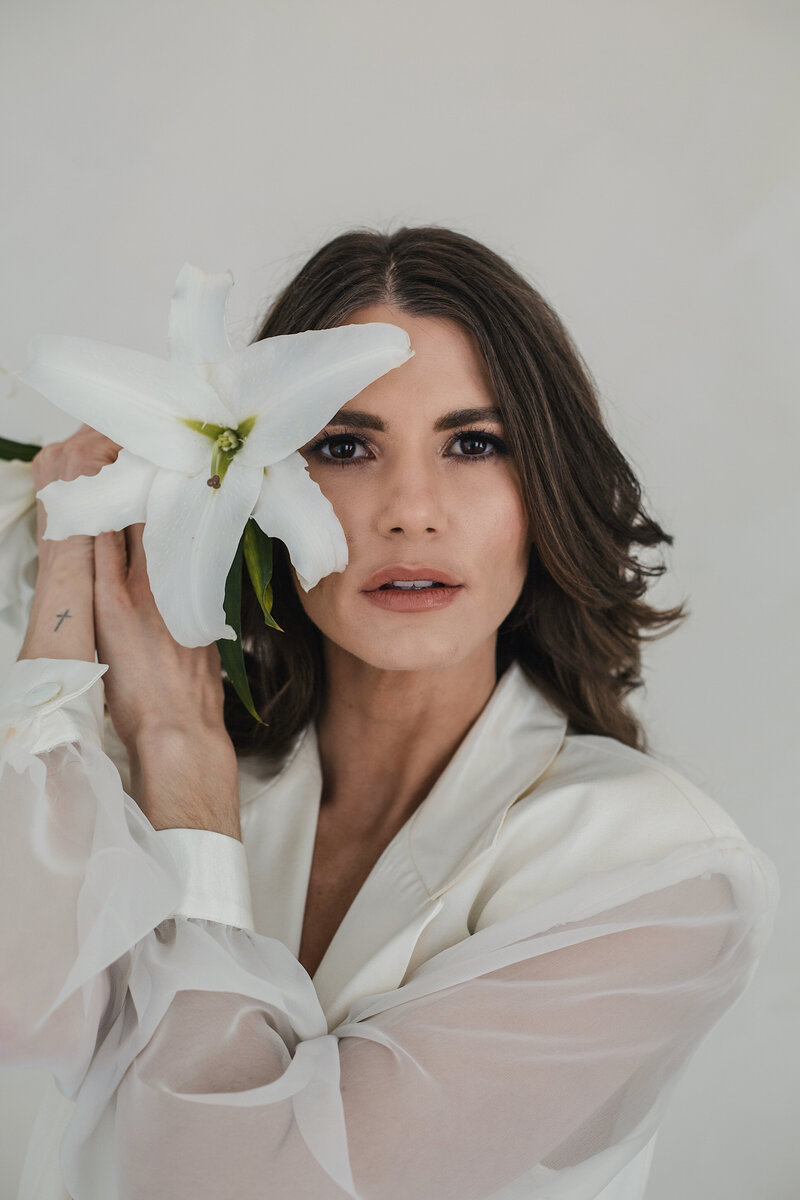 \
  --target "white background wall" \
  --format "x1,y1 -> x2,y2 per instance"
1,1 -> 796,1195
